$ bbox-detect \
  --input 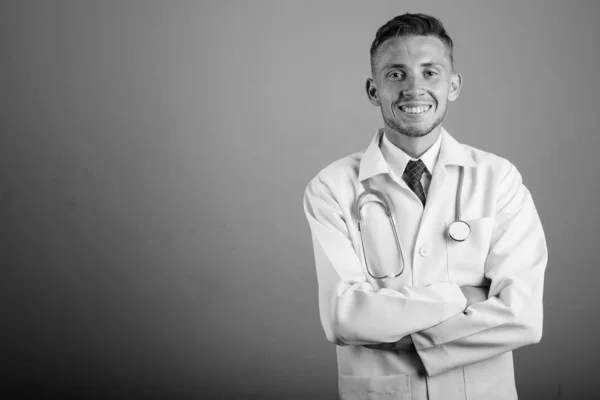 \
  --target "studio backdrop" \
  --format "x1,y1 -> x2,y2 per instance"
2,1 -> 599,399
